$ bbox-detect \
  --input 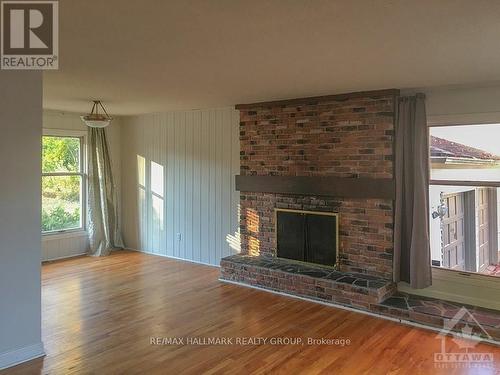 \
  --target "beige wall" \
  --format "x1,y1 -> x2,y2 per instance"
42,110 -> 122,261
425,85 -> 500,117
0,72 -> 44,368
120,108 -> 240,265
402,85 -> 500,125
